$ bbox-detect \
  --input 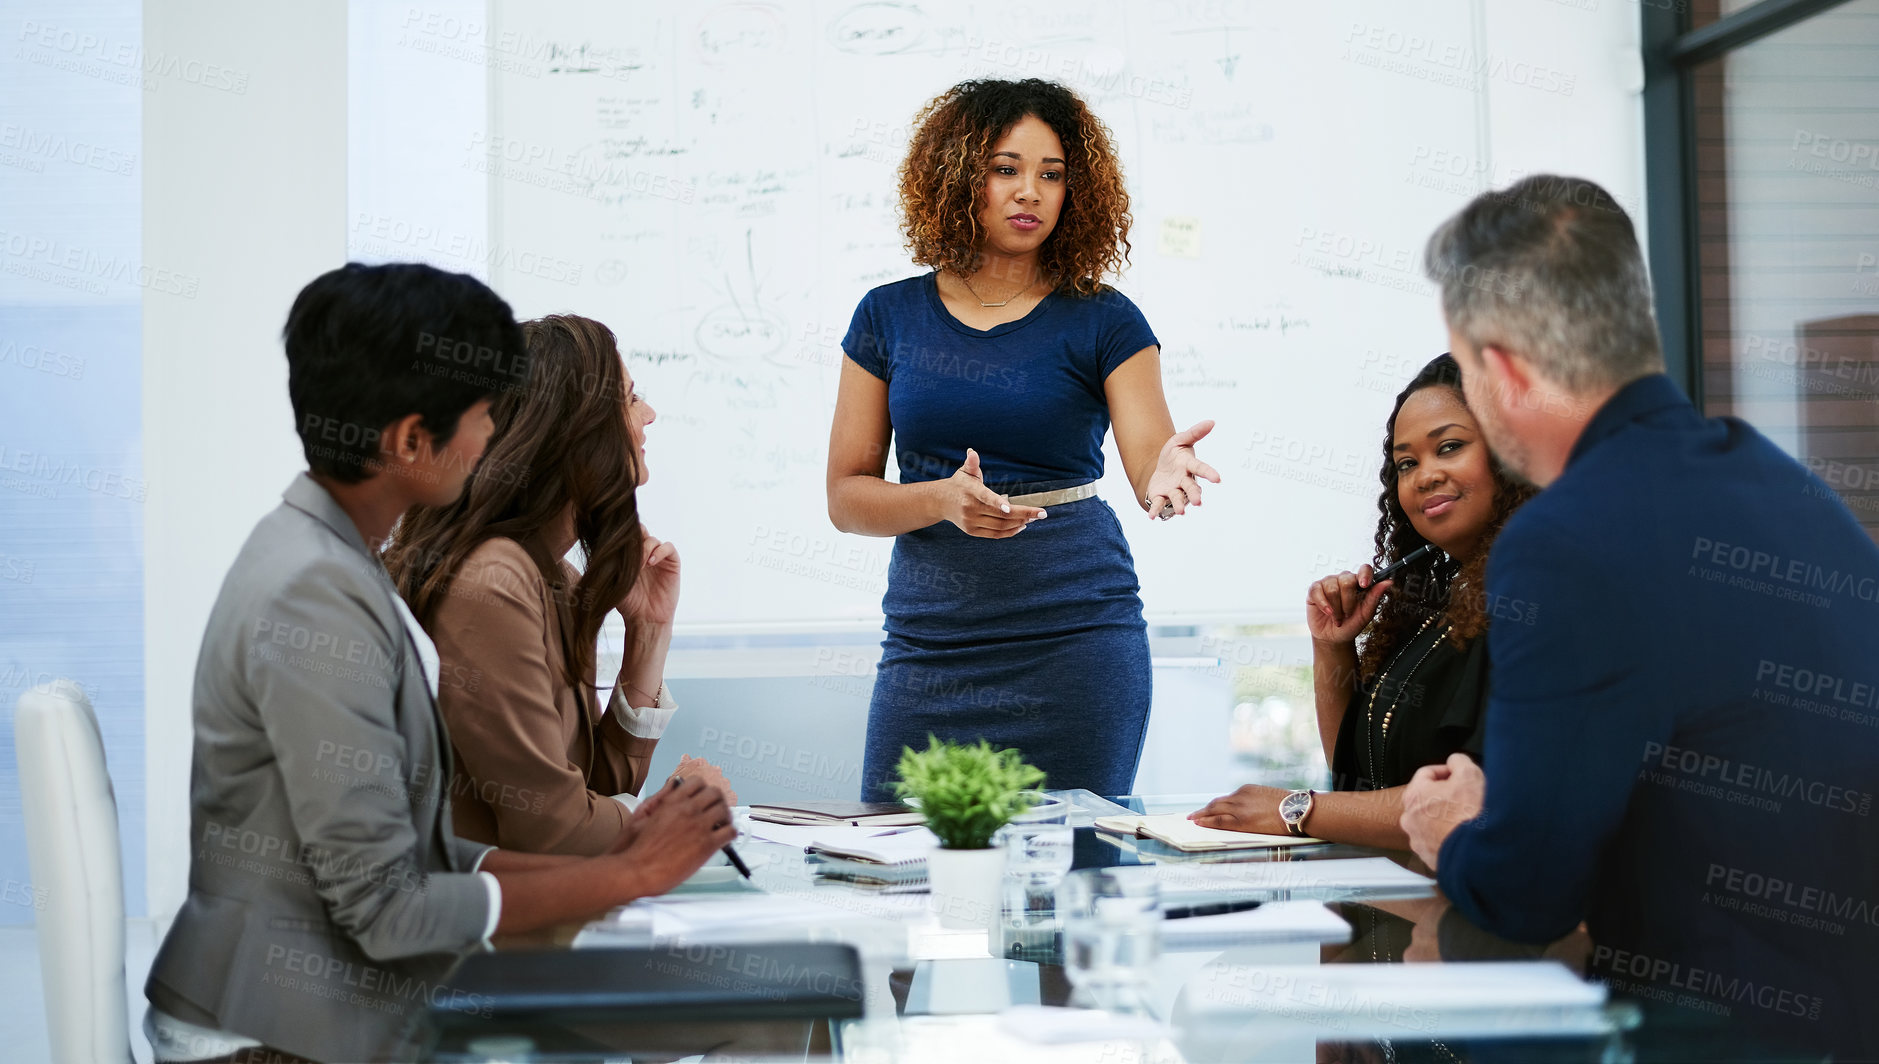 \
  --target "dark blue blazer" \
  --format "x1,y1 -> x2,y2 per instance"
1438,374 -> 1879,1057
